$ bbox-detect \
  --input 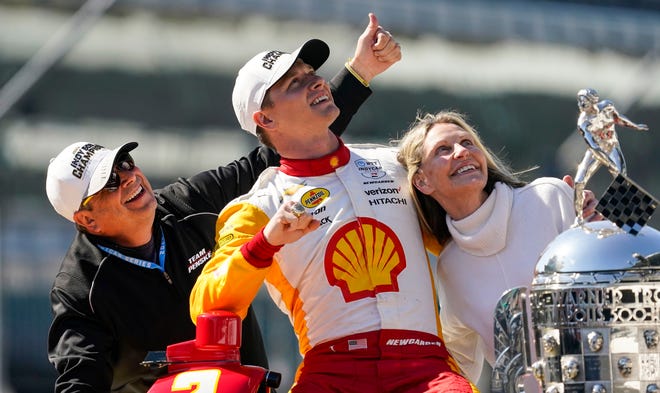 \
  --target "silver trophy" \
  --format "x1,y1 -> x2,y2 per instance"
493,221 -> 660,393
493,89 -> 660,393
